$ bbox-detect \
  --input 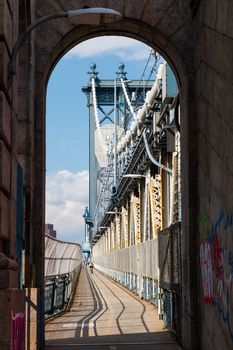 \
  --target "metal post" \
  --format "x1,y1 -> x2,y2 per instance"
51,277 -> 56,314
62,277 -> 66,308
38,287 -> 45,350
